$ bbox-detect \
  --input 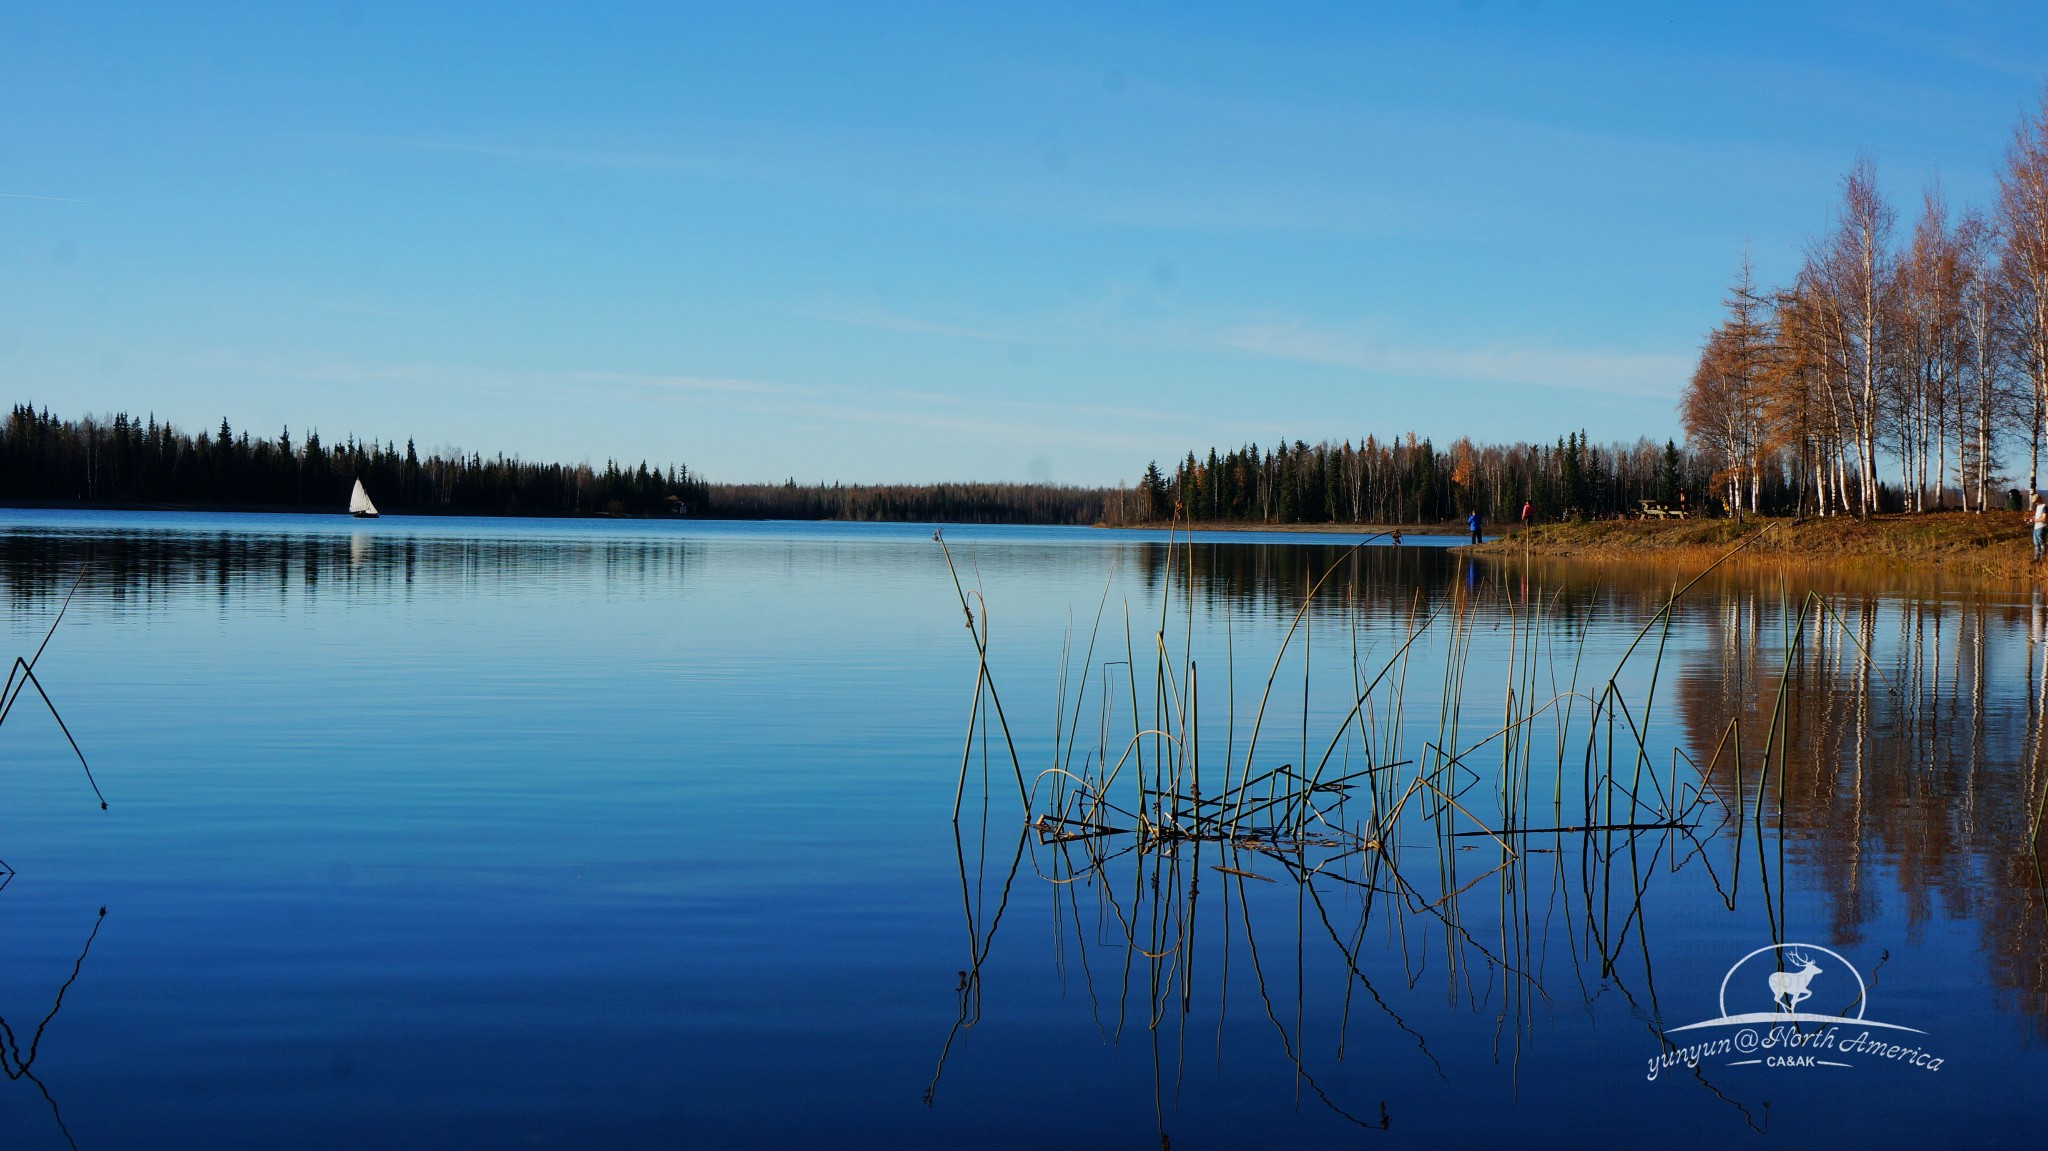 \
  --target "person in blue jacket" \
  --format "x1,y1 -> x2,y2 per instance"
1467,510 -> 1482,544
